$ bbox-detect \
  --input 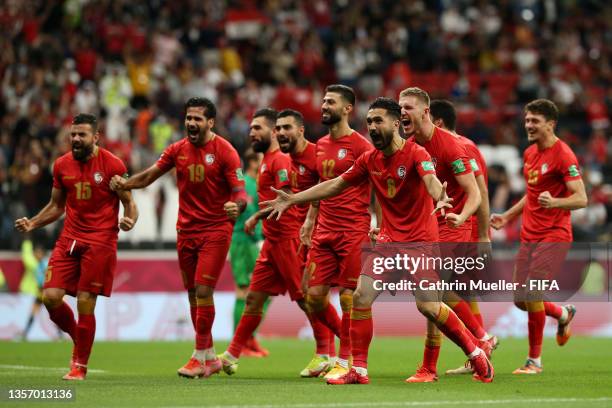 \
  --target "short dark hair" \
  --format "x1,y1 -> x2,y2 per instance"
253,107 -> 278,128
185,97 -> 217,119
430,99 -> 457,131
277,109 -> 304,126
368,97 -> 401,120
325,84 -> 356,106
72,113 -> 98,133
525,99 -> 558,122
